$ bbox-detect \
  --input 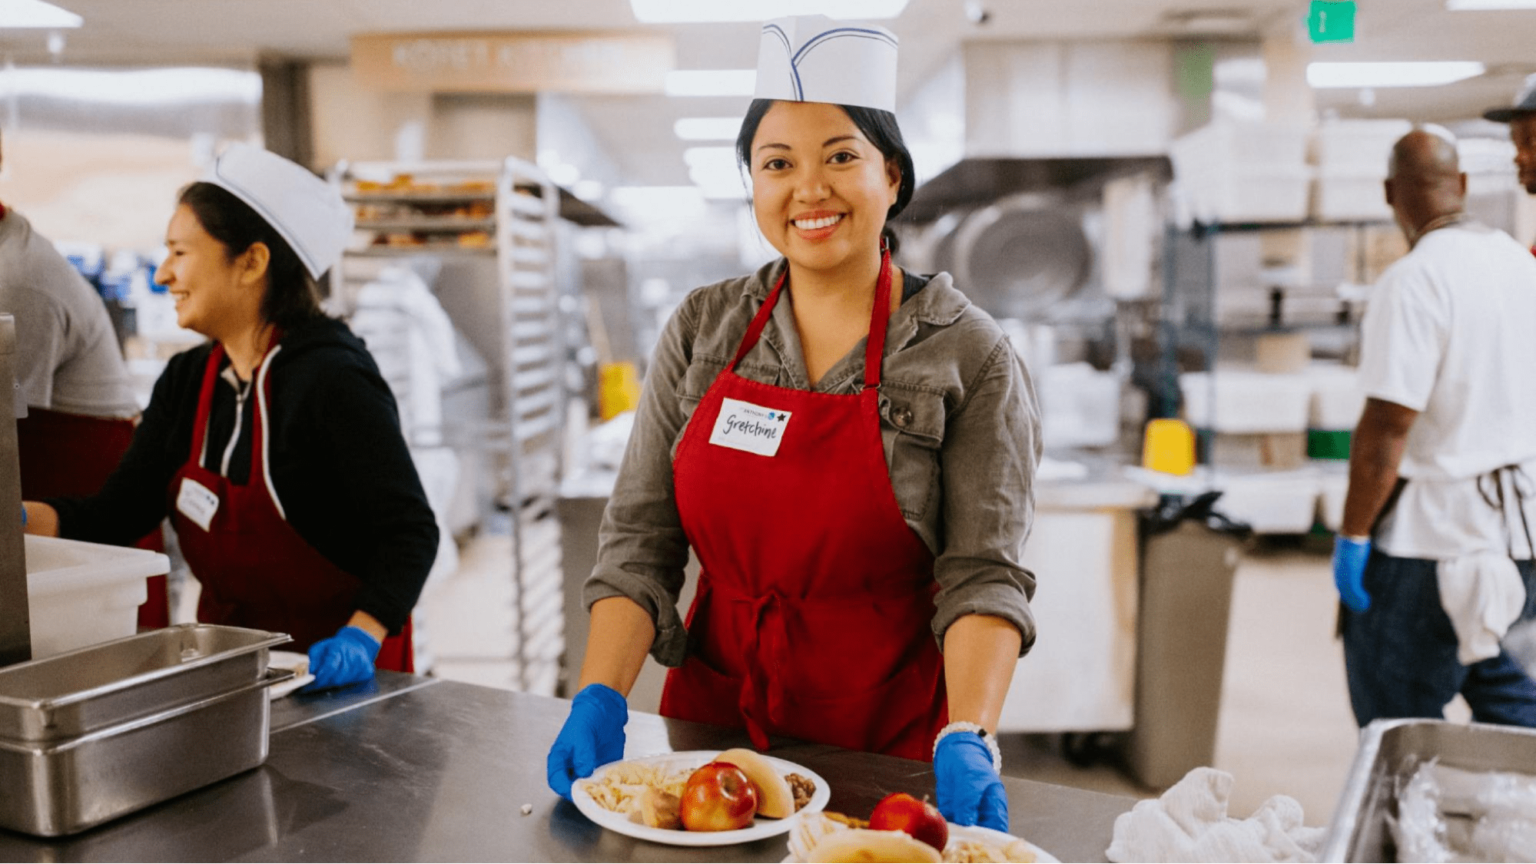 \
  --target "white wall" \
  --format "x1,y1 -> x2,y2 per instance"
307,62 -> 537,168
